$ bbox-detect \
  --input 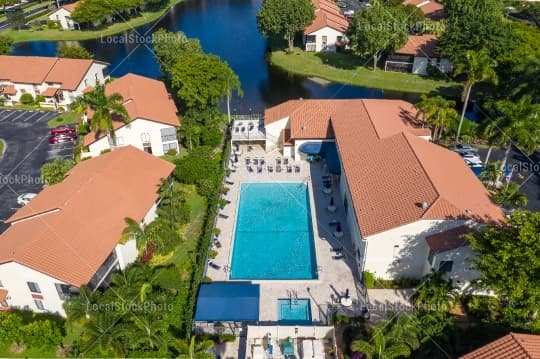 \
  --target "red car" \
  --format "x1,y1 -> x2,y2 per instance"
50,125 -> 76,136
48,133 -> 77,144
